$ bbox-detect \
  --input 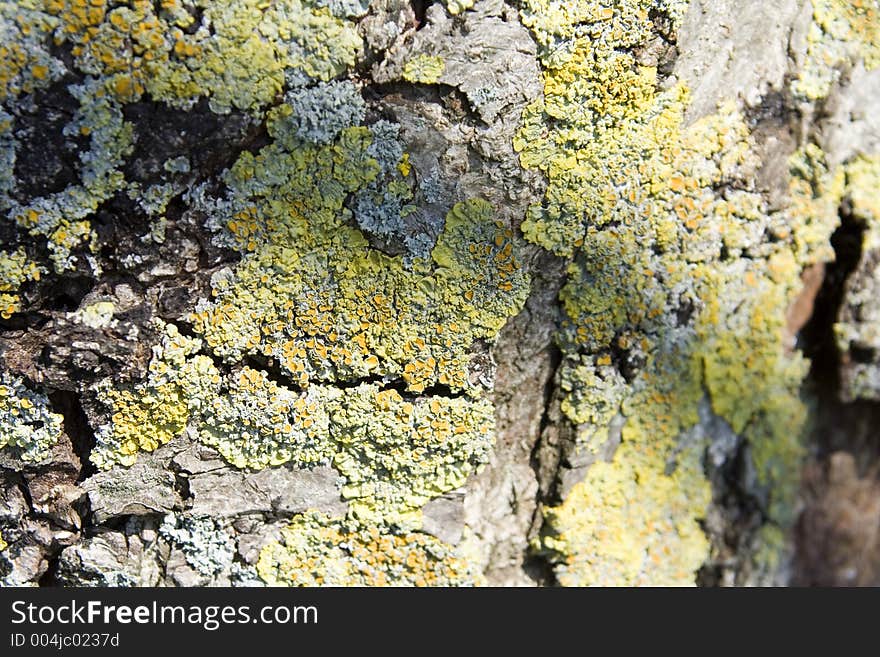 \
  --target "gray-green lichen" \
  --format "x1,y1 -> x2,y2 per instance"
0,372 -> 63,463
159,513 -> 237,578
